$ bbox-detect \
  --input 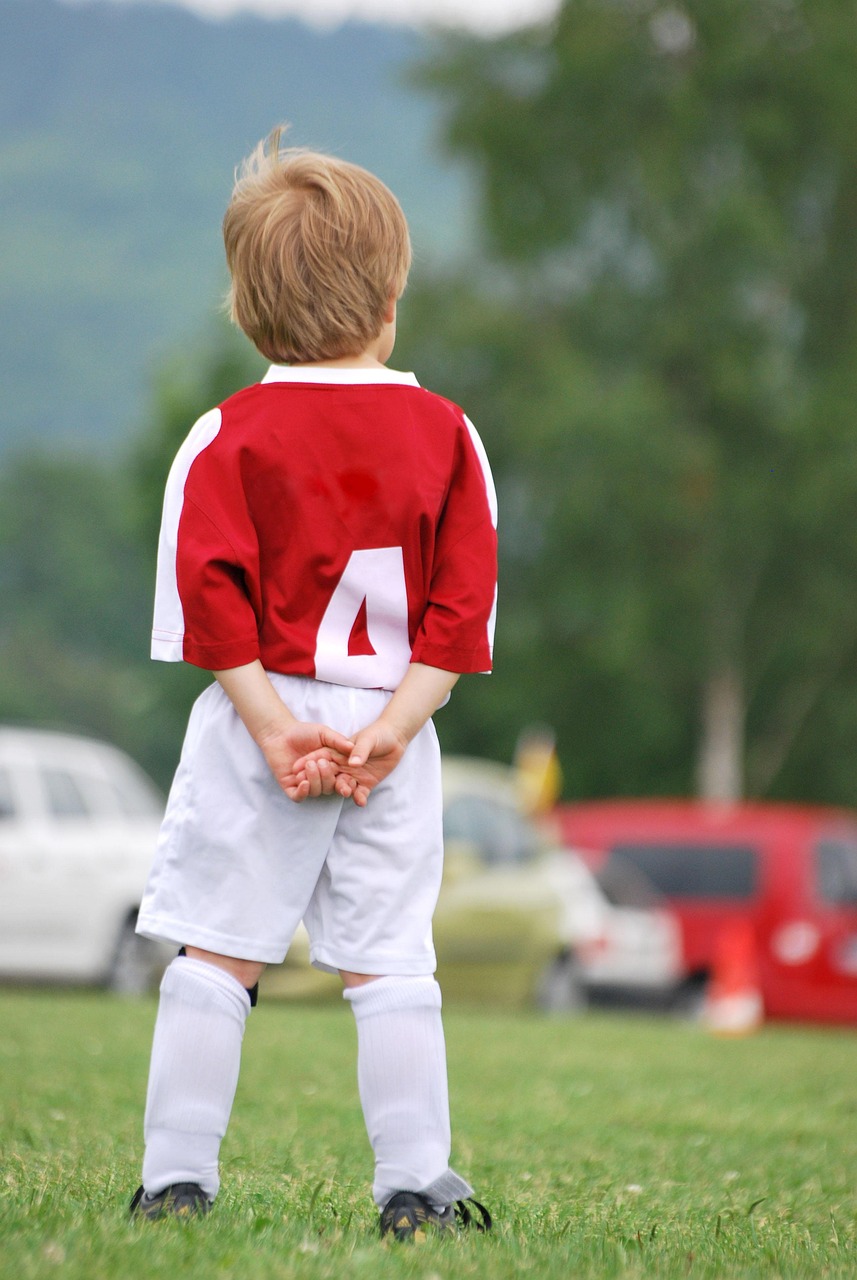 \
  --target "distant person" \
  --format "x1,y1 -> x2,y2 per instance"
129,125 -> 497,1242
